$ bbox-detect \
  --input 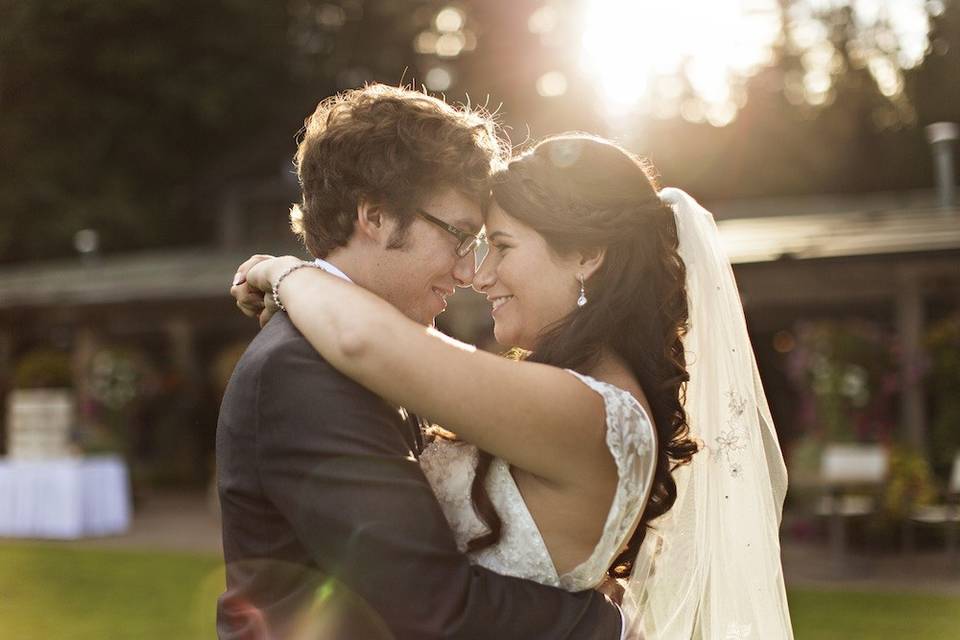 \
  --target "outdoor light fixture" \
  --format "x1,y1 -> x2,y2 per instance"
73,228 -> 99,259
926,122 -> 958,209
